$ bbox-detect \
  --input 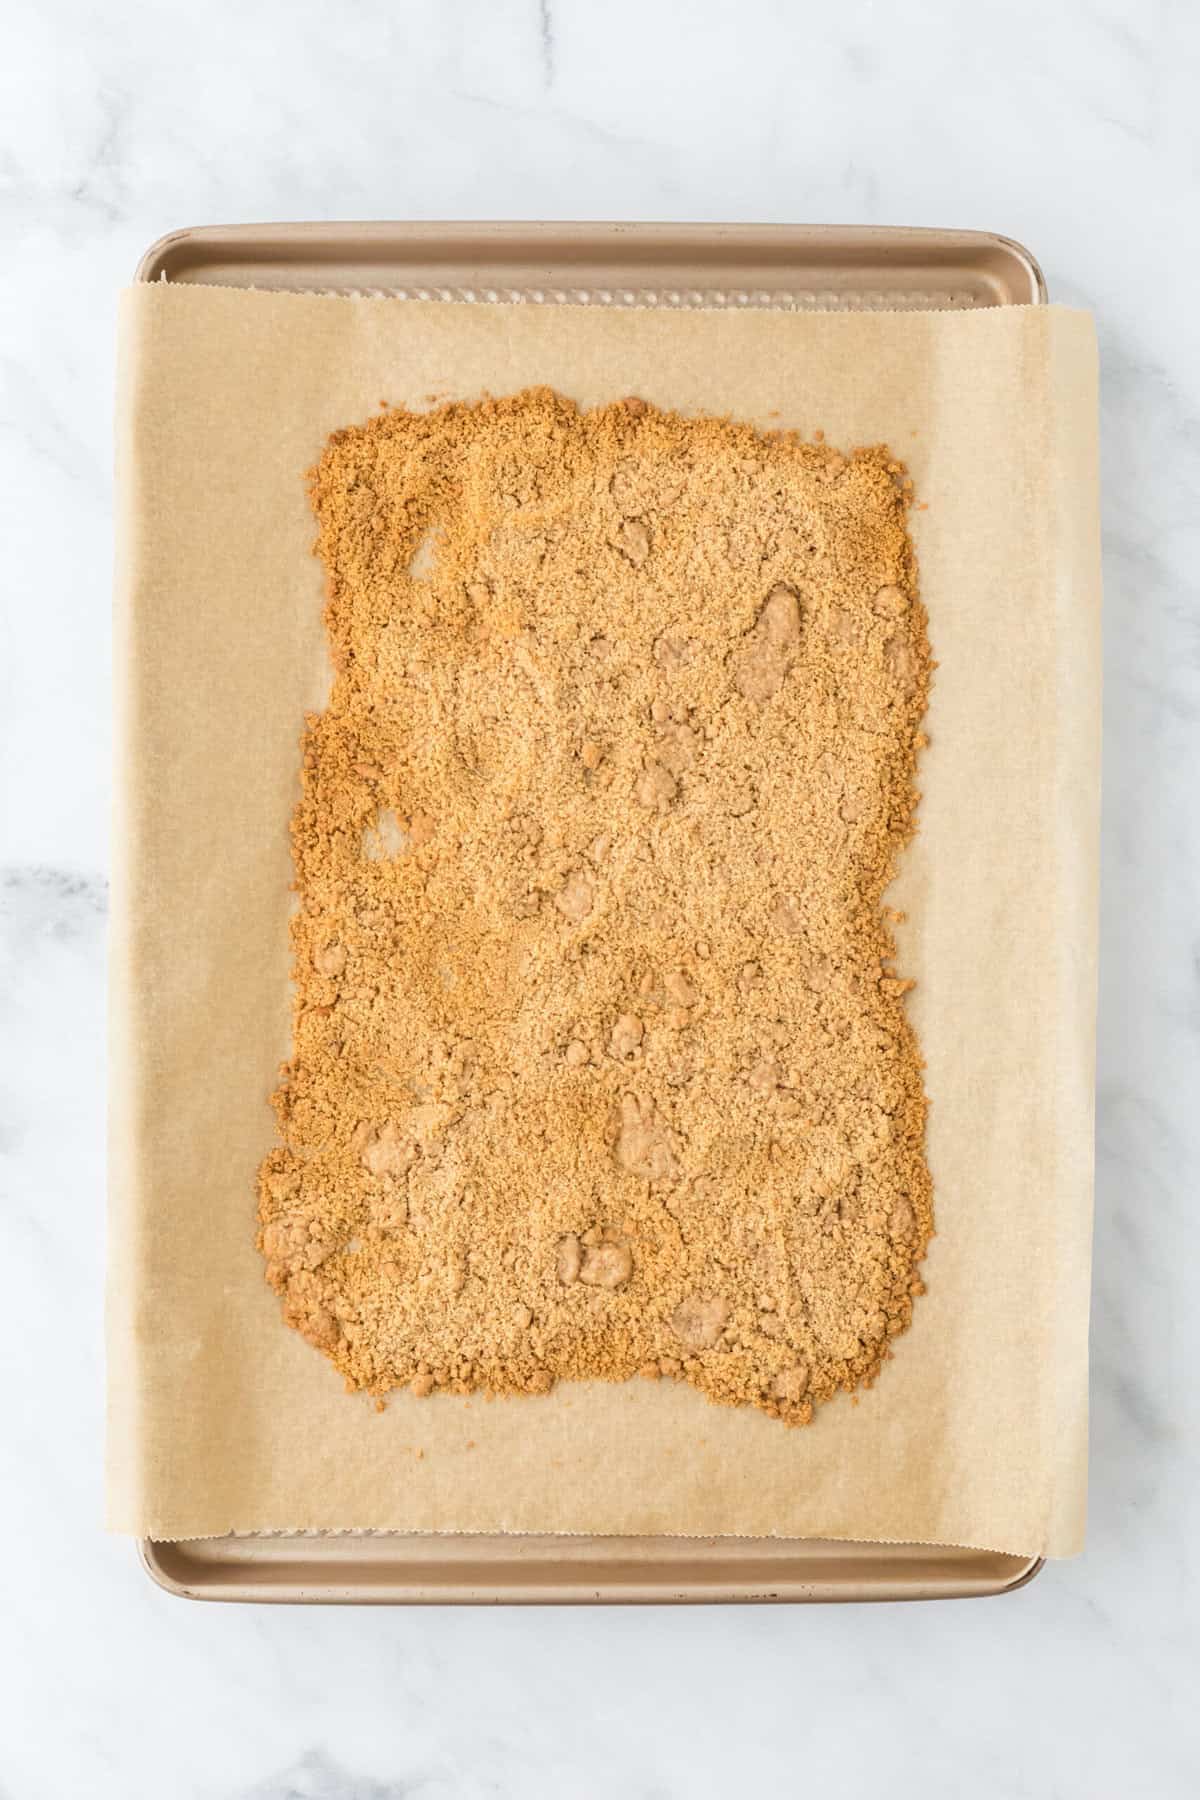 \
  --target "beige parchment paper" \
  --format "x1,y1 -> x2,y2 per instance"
108,285 -> 1100,1554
